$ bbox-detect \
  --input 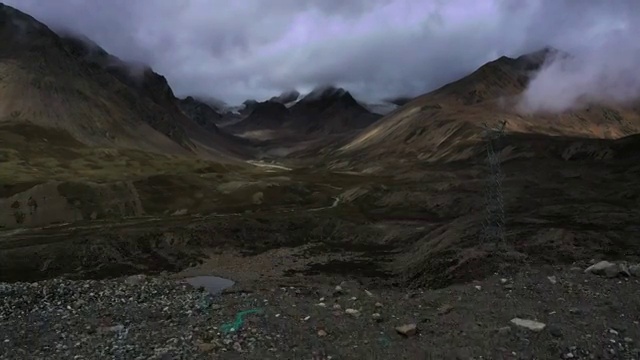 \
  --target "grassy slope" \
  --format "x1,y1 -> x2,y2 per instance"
0,123 -> 236,183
